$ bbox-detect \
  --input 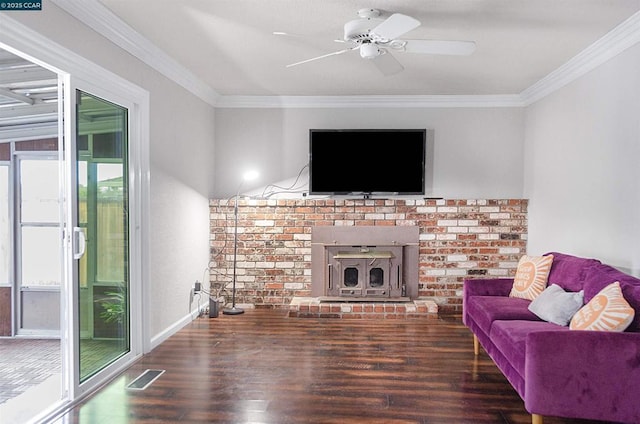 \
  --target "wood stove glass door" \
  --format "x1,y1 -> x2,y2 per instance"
339,258 -> 363,297
365,258 -> 390,297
